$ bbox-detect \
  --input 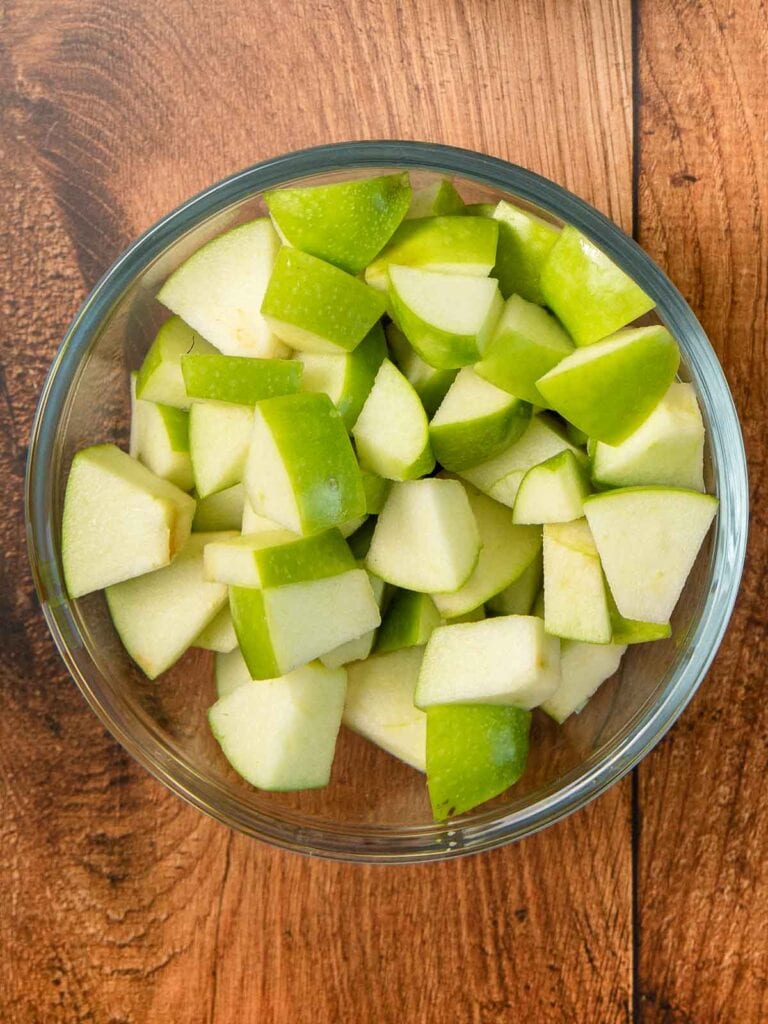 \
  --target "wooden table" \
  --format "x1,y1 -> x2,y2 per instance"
1,2 -> 765,1020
